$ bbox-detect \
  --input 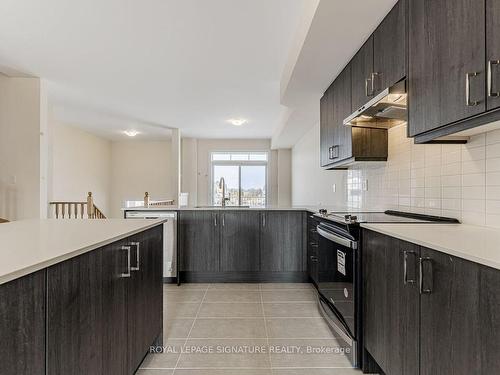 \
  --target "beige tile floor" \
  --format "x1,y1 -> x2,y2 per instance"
137,283 -> 364,375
